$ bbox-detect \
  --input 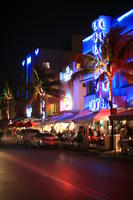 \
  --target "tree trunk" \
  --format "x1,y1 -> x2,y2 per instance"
109,80 -> 114,150
7,102 -> 10,121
